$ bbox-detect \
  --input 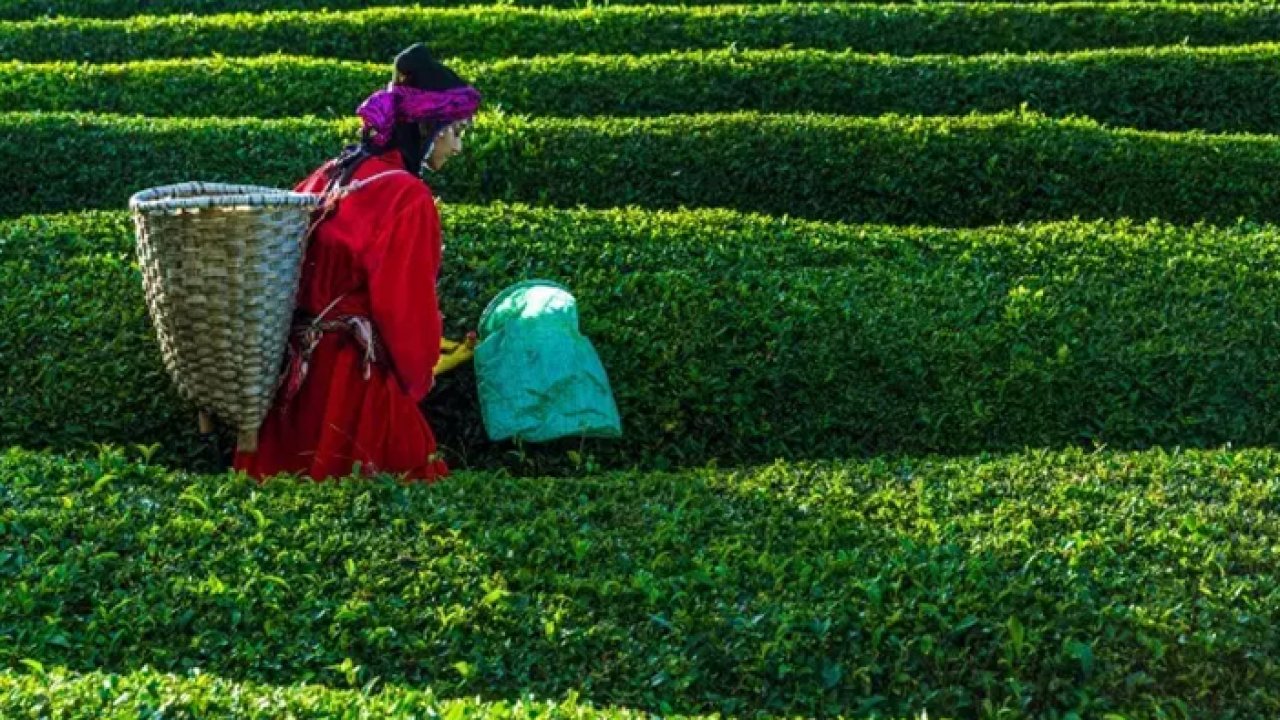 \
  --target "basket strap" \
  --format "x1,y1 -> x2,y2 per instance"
301,169 -> 413,246
333,169 -> 411,199
314,293 -> 346,322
